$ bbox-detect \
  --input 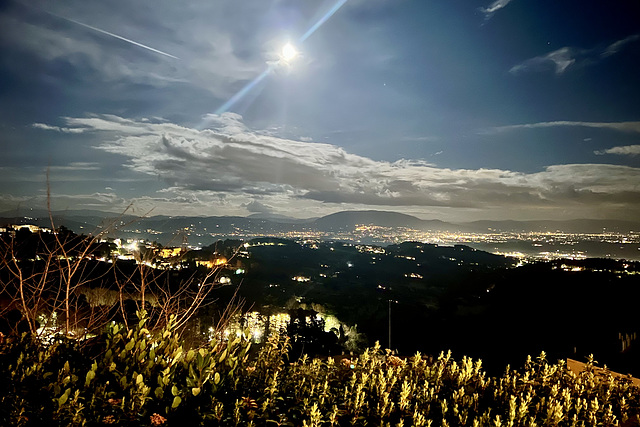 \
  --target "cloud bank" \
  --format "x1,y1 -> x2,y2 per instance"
34,114 -> 640,220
